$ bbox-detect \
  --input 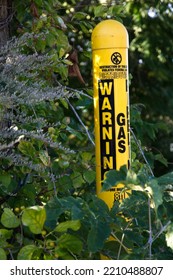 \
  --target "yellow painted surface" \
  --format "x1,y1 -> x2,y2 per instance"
92,20 -> 130,208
